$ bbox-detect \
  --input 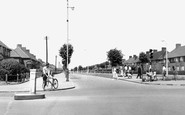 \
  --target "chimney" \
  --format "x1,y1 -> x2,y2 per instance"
146,51 -> 149,55
153,49 -> 158,53
17,44 -> 22,48
176,43 -> 181,49
129,56 -> 132,59
162,47 -> 166,52
133,55 -> 137,59
26,50 -> 30,53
